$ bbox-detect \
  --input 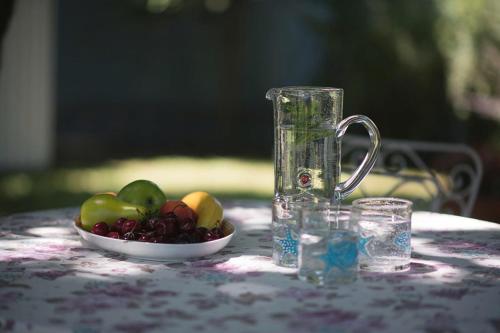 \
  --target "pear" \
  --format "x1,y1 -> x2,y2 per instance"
80,193 -> 147,231
117,180 -> 166,212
